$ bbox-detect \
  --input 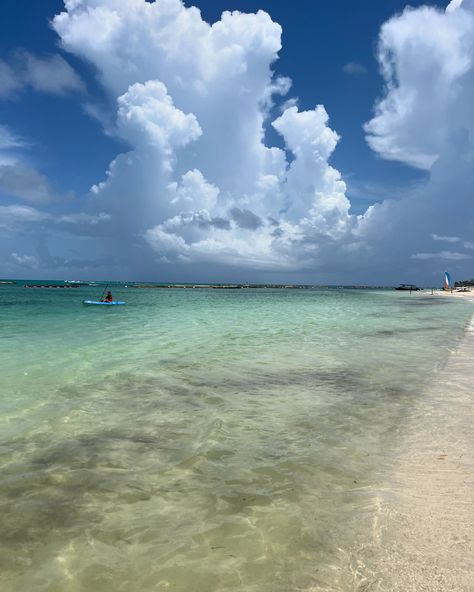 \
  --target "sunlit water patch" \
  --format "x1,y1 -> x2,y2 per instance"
0,286 -> 472,591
